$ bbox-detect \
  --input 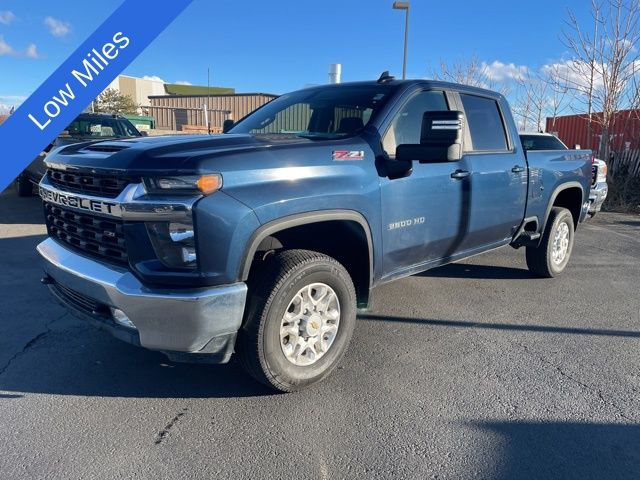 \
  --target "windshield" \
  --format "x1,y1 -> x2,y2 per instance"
63,116 -> 141,138
230,85 -> 395,139
520,134 -> 567,151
